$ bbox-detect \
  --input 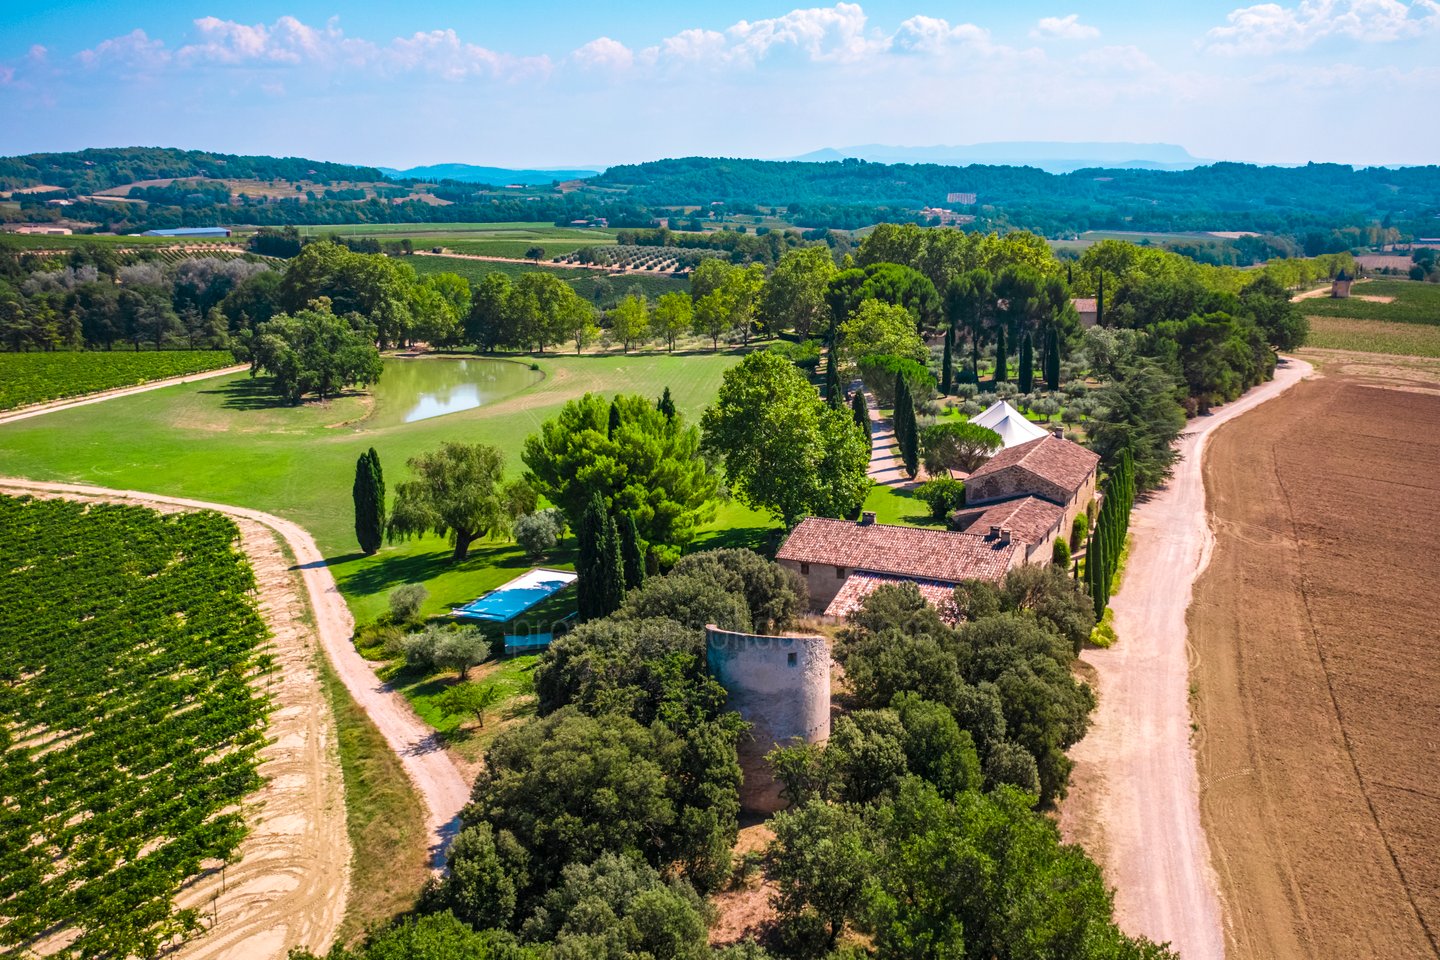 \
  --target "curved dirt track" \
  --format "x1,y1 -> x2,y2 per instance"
3,489 -> 349,959
0,478 -> 472,870
1060,357 -> 1313,960
0,364 -> 248,426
